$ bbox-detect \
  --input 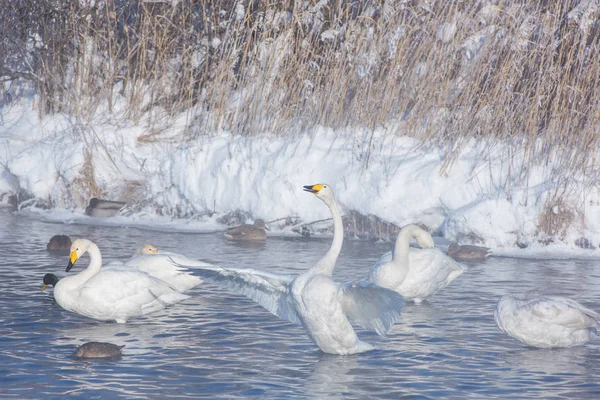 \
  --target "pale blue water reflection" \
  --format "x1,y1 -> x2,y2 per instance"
1,209 -> 599,398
